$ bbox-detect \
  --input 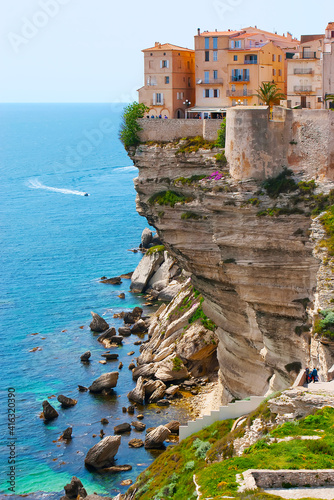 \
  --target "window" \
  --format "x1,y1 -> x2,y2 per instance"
272,54 -> 276,62
177,92 -> 184,100
188,77 -> 191,87
231,40 -> 235,49
235,40 -> 241,48
161,60 -> 169,68
214,89 -> 220,98
205,38 -> 210,49
165,76 -> 170,84
234,55 -> 238,61
204,89 -> 210,98
232,69 -> 249,81
232,84 -> 236,91
287,100 -> 292,108
213,37 -> 218,49
278,55 -> 282,62
279,69 -> 282,76
156,93 -> 163,104
318,96 -> 322,102
213,51 -> 218,61
273,69 -> 276,76
213,70 -> 218,80
204,71 -> 210,83
187,61 -> 190,69
205,51 -> 210,61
